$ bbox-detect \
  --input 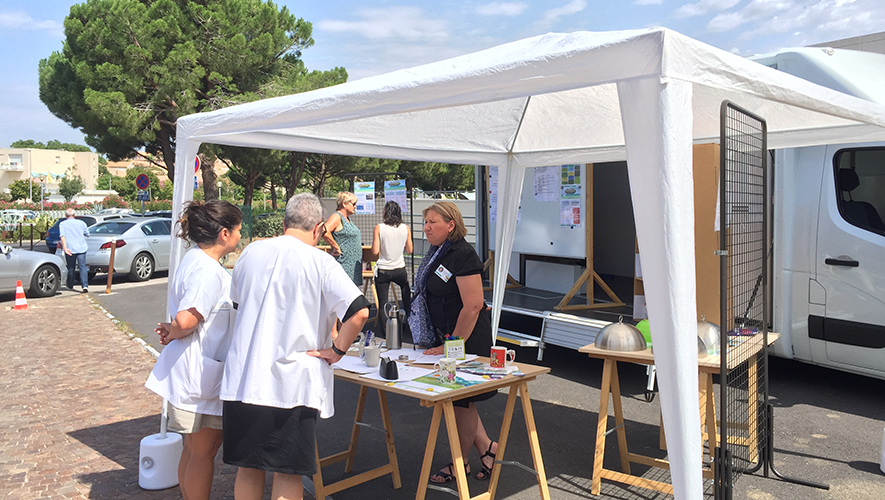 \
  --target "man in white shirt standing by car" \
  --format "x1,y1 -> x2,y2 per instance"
59,208 -> 90,293
220,192 -> 369,500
